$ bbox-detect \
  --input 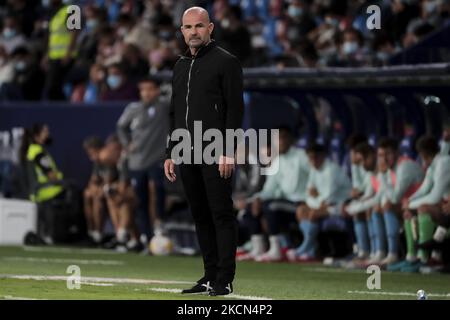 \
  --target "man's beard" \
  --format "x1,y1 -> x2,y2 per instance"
189,37 -> 205,48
